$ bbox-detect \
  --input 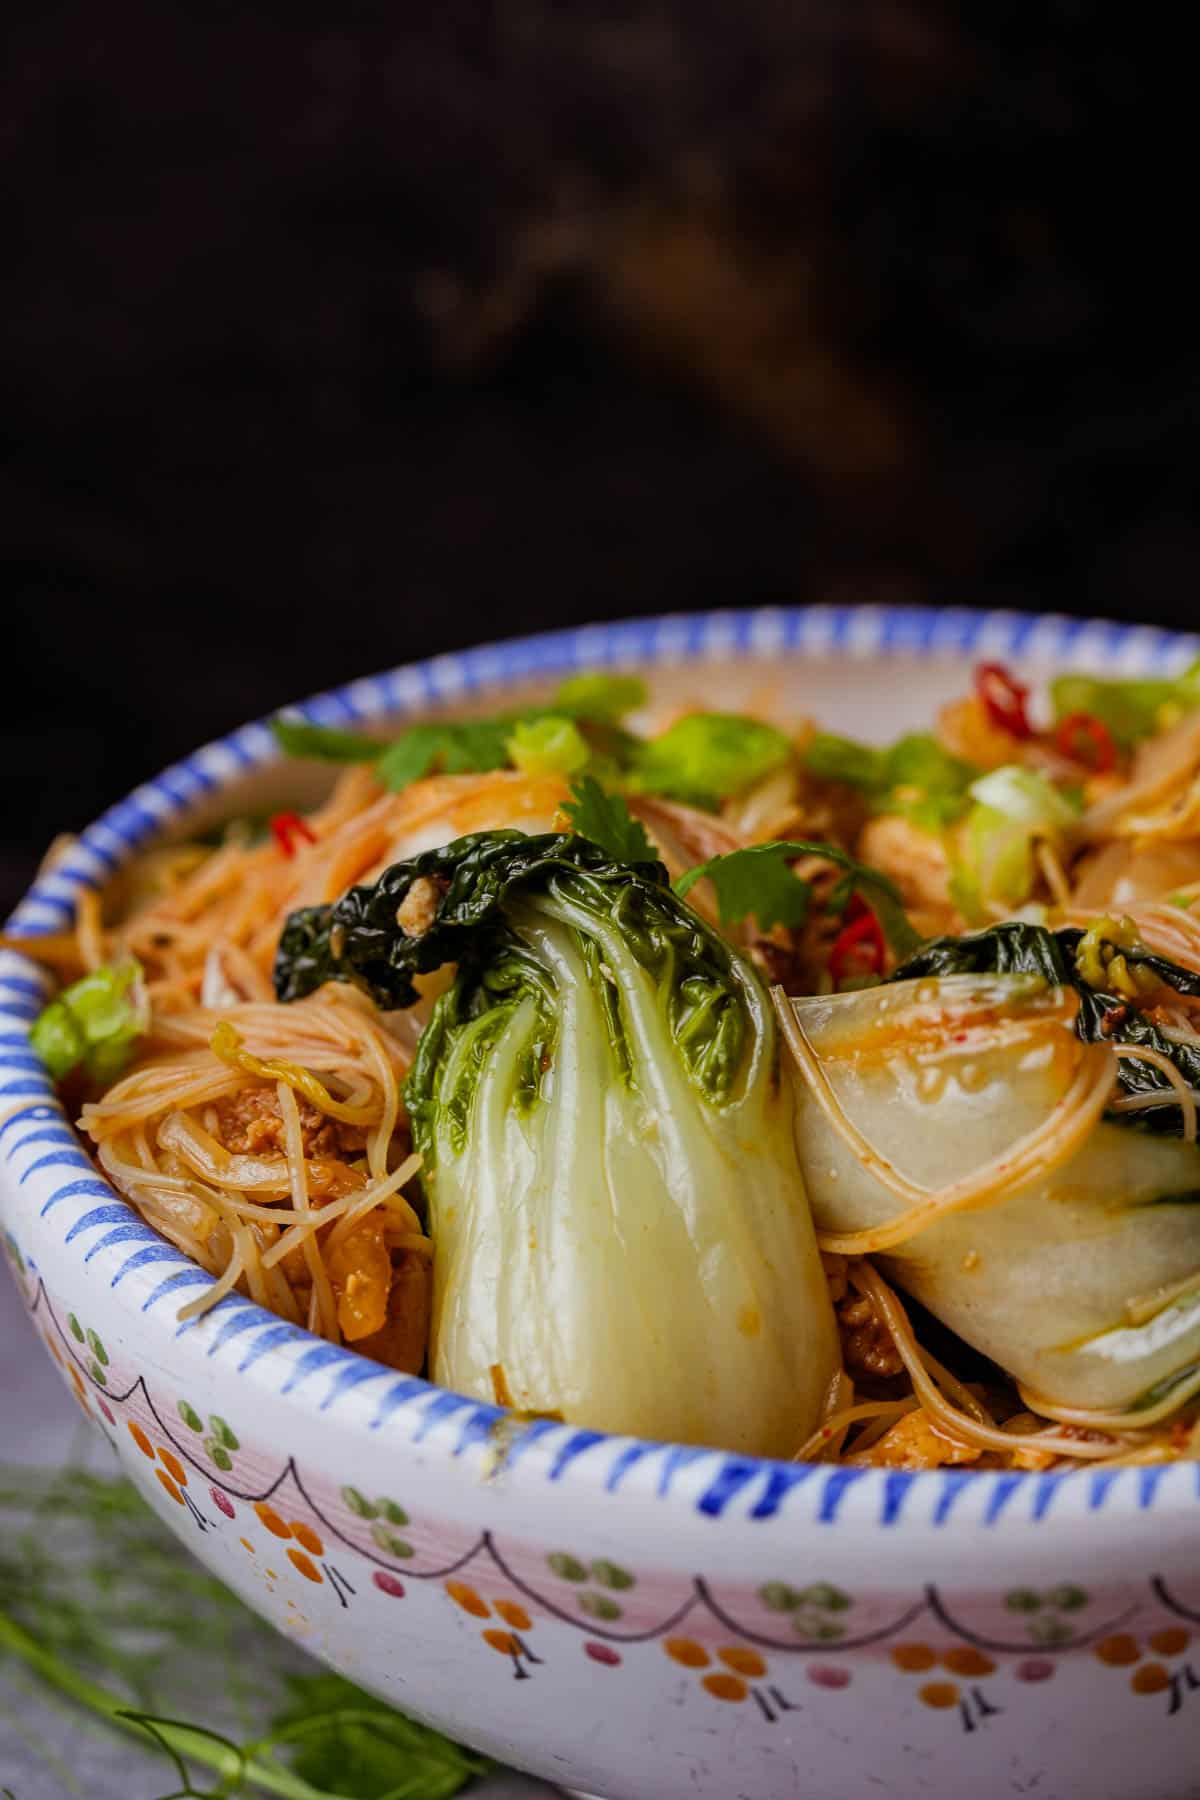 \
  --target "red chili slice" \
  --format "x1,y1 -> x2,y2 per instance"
1054,711 -> 1117,774
975,661 -> 1033,739
270,811 -> 317,857
829,900 -> 886,986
